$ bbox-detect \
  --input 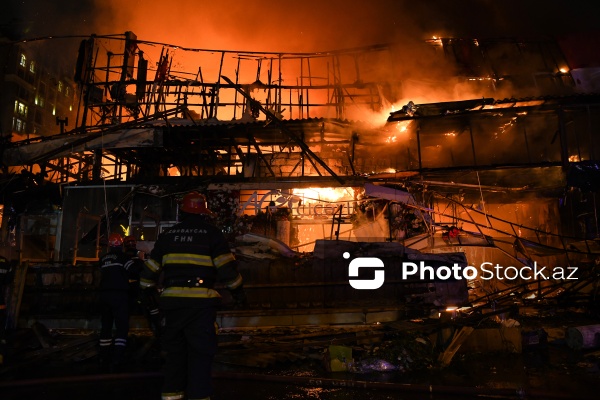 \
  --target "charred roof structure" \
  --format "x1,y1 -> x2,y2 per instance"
1,33 -> 592,184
